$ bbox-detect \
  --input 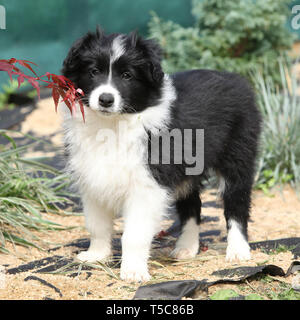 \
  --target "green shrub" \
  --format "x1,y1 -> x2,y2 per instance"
253,59 -> 300,192
148,0 -> 295,82
0,130 -> 75,253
